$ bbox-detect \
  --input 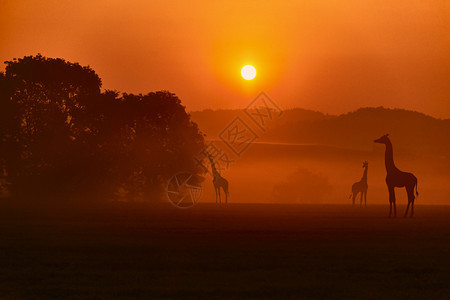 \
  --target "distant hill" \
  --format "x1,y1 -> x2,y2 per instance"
191,107 -> 450,157
267,107 -> 450,156
190,108 -> 330,138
